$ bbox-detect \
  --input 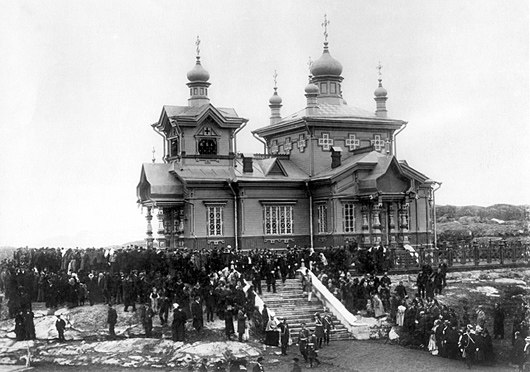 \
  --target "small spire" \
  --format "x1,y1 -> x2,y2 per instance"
152,147 -> 156,163
322,14 -> 330,43
273,69 -> 278,88
374,62 -> 388,118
